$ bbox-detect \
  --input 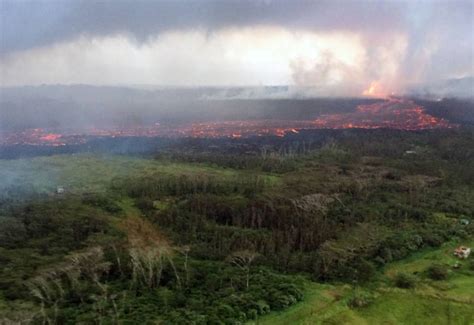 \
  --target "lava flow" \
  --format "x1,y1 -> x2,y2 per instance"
0,98 -> 457,147
312,97 -> 455,130
0,129 -> 70,147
